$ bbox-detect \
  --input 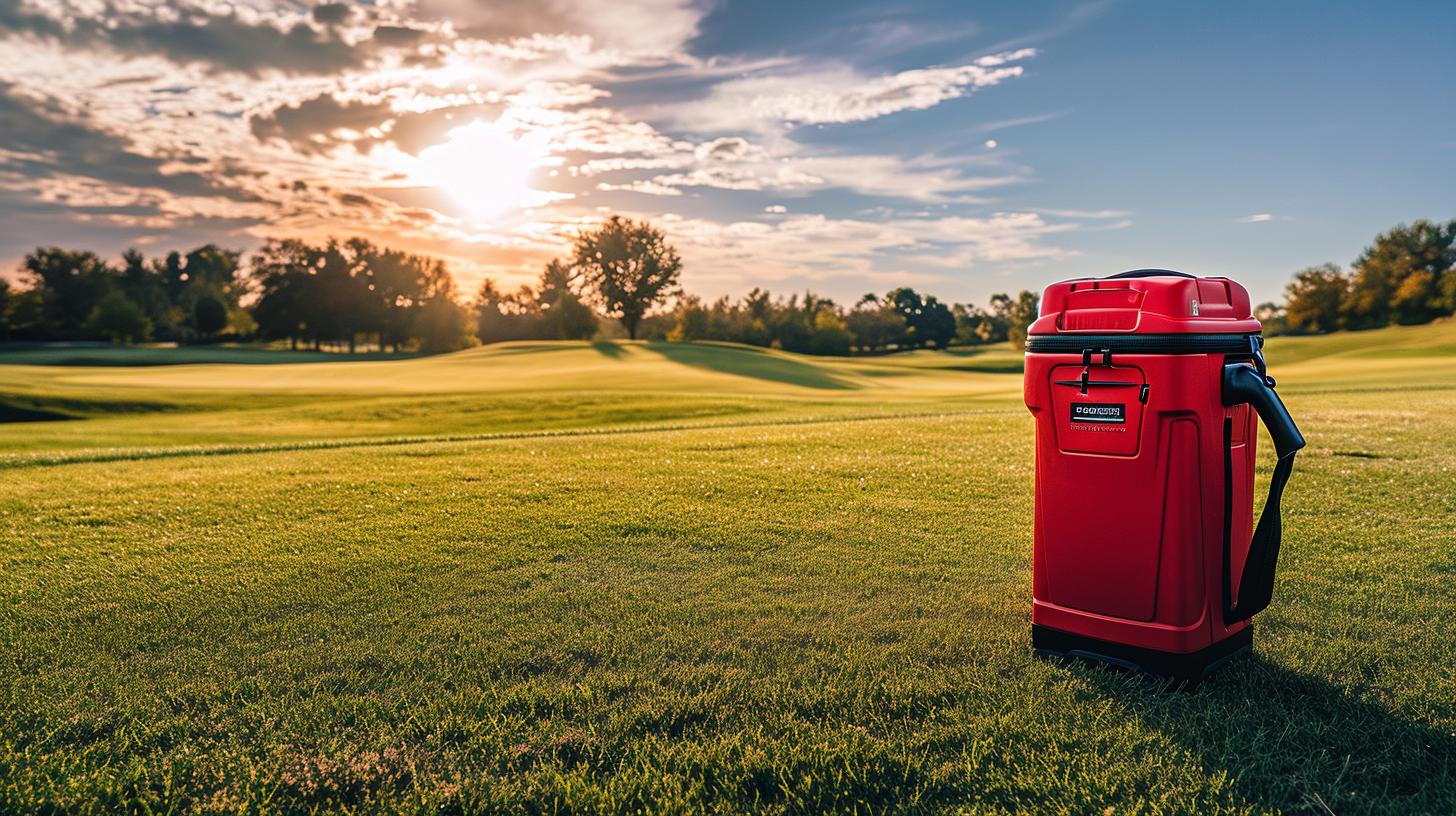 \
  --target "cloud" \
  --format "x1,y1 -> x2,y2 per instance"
1238,213 -> 1273,223
312,3 -> 352,26
0,82 -> 251,201
1036,208 -> 1131,219
410,0 -> 704,62
250,93 -> 396,154
645,209 -> 1081,294
0,1 -> 1070,300
0,1 -> 393,76
593,151 -> 1022,203
973,111 -> 1064,133
668,48 -> 1037,132
694,137 -> 765,162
